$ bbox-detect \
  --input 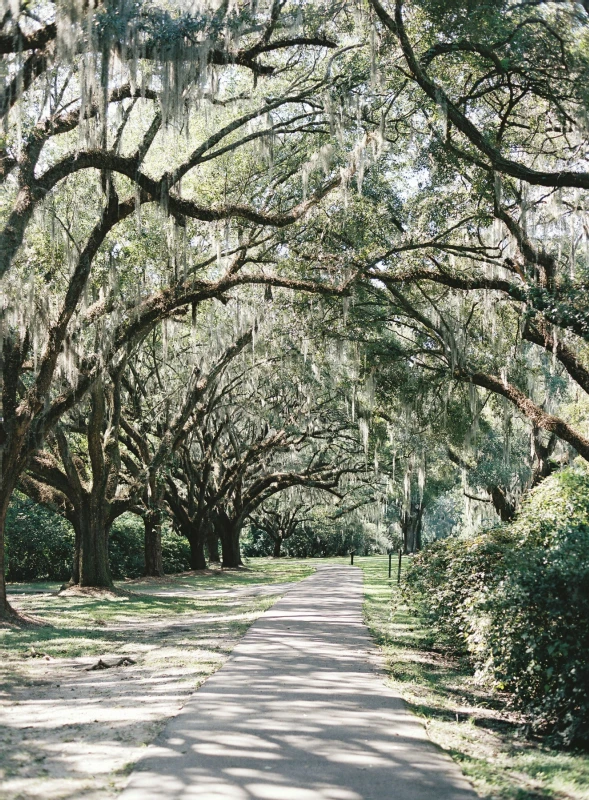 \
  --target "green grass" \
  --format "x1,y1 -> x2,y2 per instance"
1,558 -> 315,661
356,555 -> 589,800
6,581 -> 63,594
124,556 -> 315,593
